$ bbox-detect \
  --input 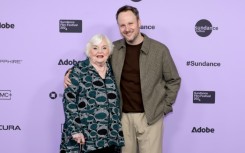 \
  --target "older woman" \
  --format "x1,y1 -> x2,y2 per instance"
60,34 -> 124,153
